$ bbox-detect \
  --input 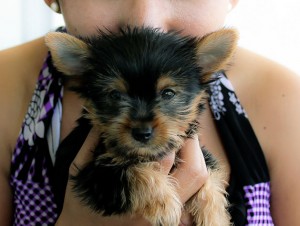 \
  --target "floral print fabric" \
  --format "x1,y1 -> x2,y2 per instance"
209,71 -> 274,225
